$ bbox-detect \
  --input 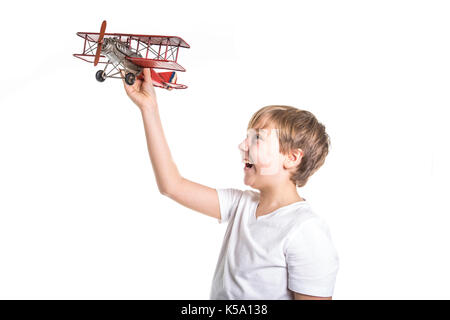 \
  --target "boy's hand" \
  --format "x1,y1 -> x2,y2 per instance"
122,68 -> 157,112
